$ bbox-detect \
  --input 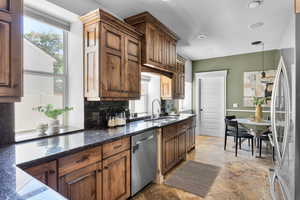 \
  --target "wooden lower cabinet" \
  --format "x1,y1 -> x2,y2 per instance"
162,135 -> 178,174
162,118 -> 195,174
24,160 -> 58,191
178,131 -> 186,159
59,163 -> 102,200
186,127 -> 196,152
103,150 -> 131,200
162,123 -> 187,175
